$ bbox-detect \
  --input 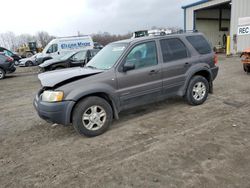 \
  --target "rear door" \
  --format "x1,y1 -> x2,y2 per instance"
159,38 -> 191,95
116,41 -> 162,110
